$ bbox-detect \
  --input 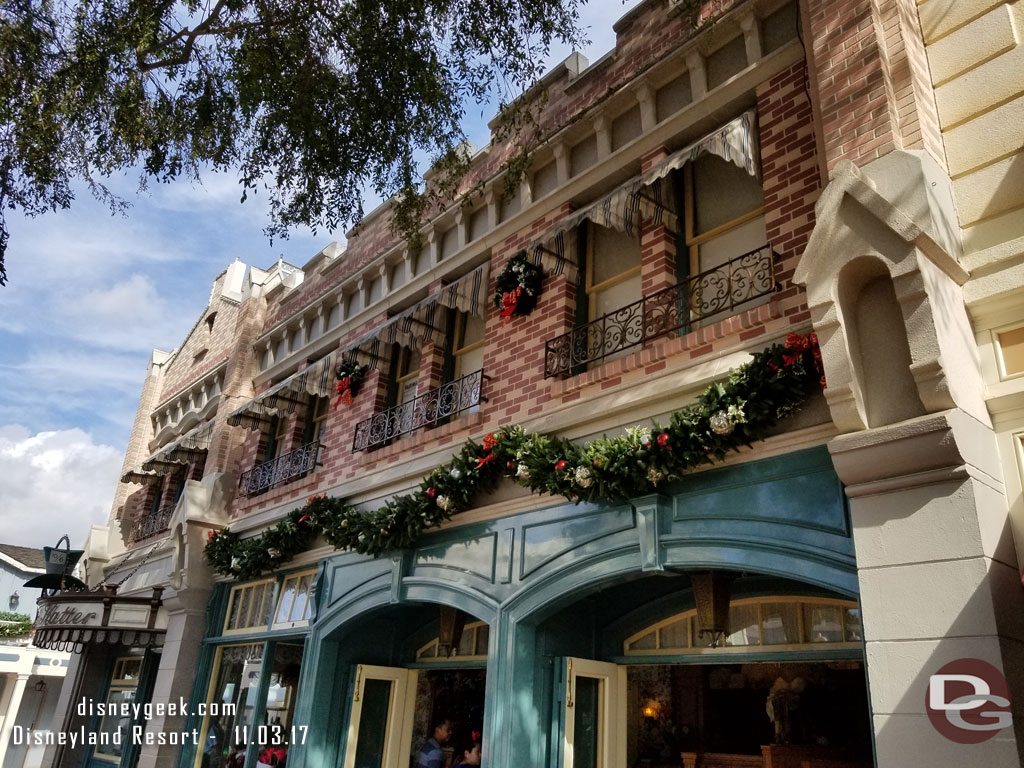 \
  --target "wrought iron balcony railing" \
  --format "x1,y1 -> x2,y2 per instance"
353,369 -> 486,452
129,503 -> 175,544
544,245 -> 776,378
239,440 -> 322,497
